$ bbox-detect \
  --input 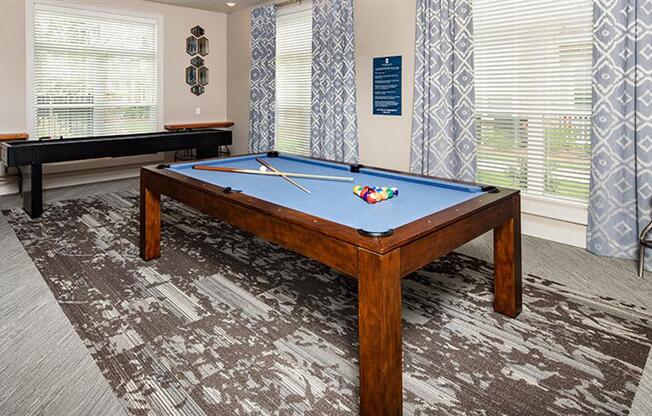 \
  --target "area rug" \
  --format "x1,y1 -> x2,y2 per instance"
4,191 -> 651,416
